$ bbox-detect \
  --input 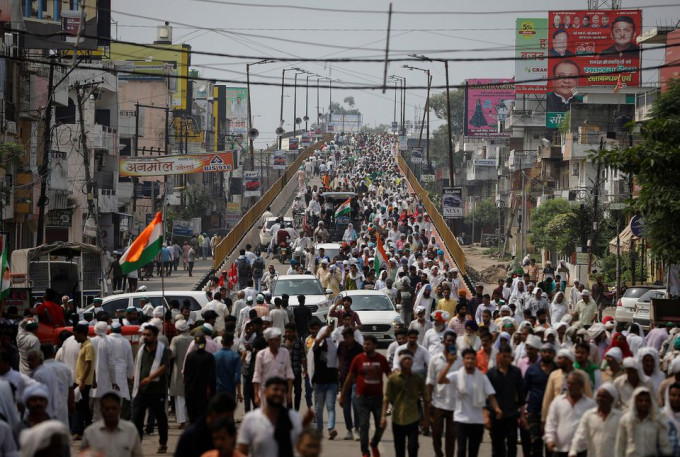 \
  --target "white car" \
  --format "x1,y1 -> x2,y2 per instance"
270,274 -> 332,320
314,243 -> 342,262
615,286 -> 665,324
259,217 -> 294,251
333,290 -> 401,343
85,291 -> 210,321
632,288 -> 668,330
